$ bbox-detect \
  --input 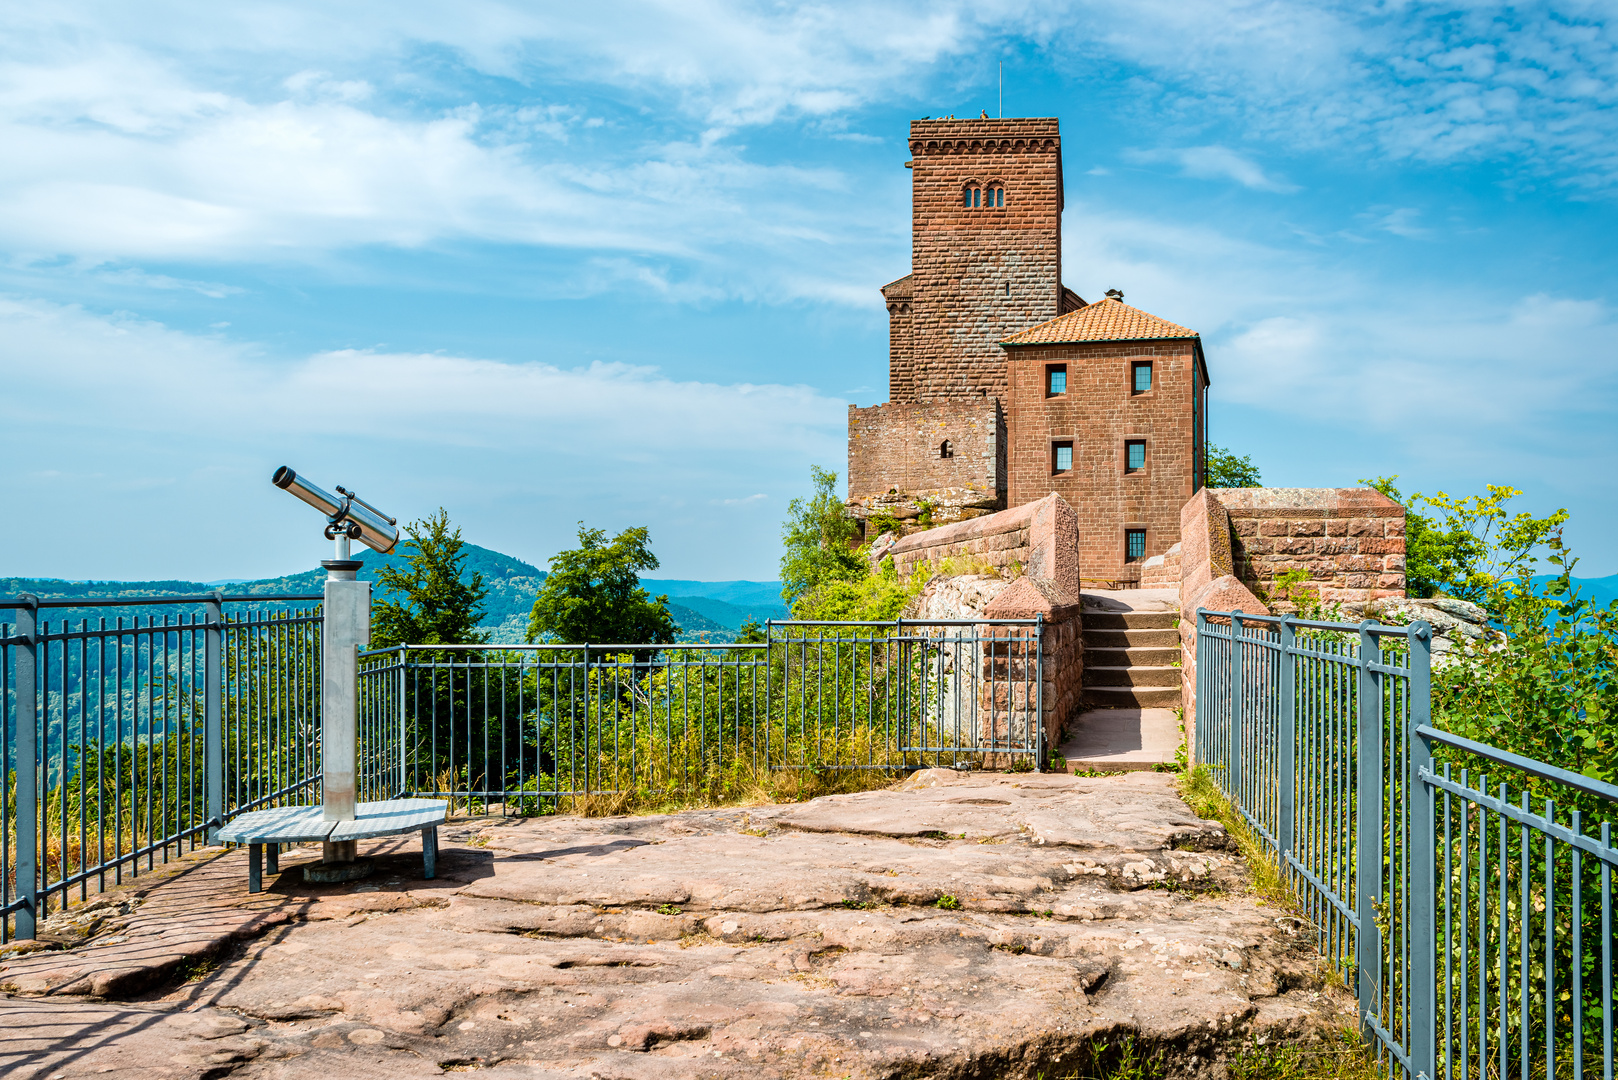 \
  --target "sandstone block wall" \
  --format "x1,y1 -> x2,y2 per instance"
846,400 -> 1005,529
1002,339 -> 1204,585
886,493 -> 1079,598
1216,487 -> 1407,604
899,118 -> 1065,402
